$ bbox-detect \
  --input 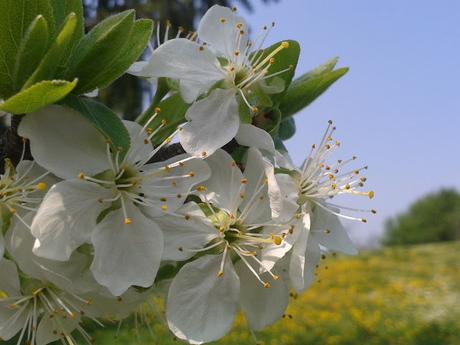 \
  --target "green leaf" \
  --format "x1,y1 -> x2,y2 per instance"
23,13 -> 78,89
48,0 -> 85,77
0,79 -> 78,114
63,95 -> 131,155
13,15 -> 50,91
74,18 -> 153,94
141,94 -> 190,146
66,11 -> 151,94
279,58 -> 349,119
278,117 -> 296,141
0,0 -> 54,98
49,0 -> 84,35
256,40 -> 300,104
